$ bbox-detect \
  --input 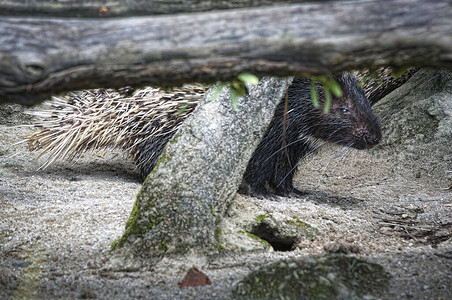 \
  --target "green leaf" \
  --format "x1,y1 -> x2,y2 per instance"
238,73 -> 259,85
230,88 -> 239,110
212,83 -> 226,101
176,103 -> 189,115
231,80 -> 247,98
310,80 -> 320,108
327,78 -> 343,97
231,80 -> 241,90
323,88 -> 332,114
